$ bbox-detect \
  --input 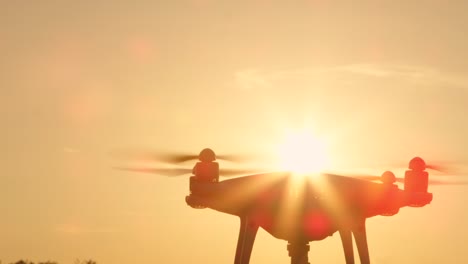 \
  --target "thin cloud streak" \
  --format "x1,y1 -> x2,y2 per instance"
234,64 -> 468,91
